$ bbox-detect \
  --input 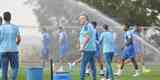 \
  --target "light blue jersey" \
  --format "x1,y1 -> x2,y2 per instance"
0,23 -> 20,53
99,31 -> 115,53
41,32 -> 51,58
79,23 -> 96,51
42,32 -> 51,49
